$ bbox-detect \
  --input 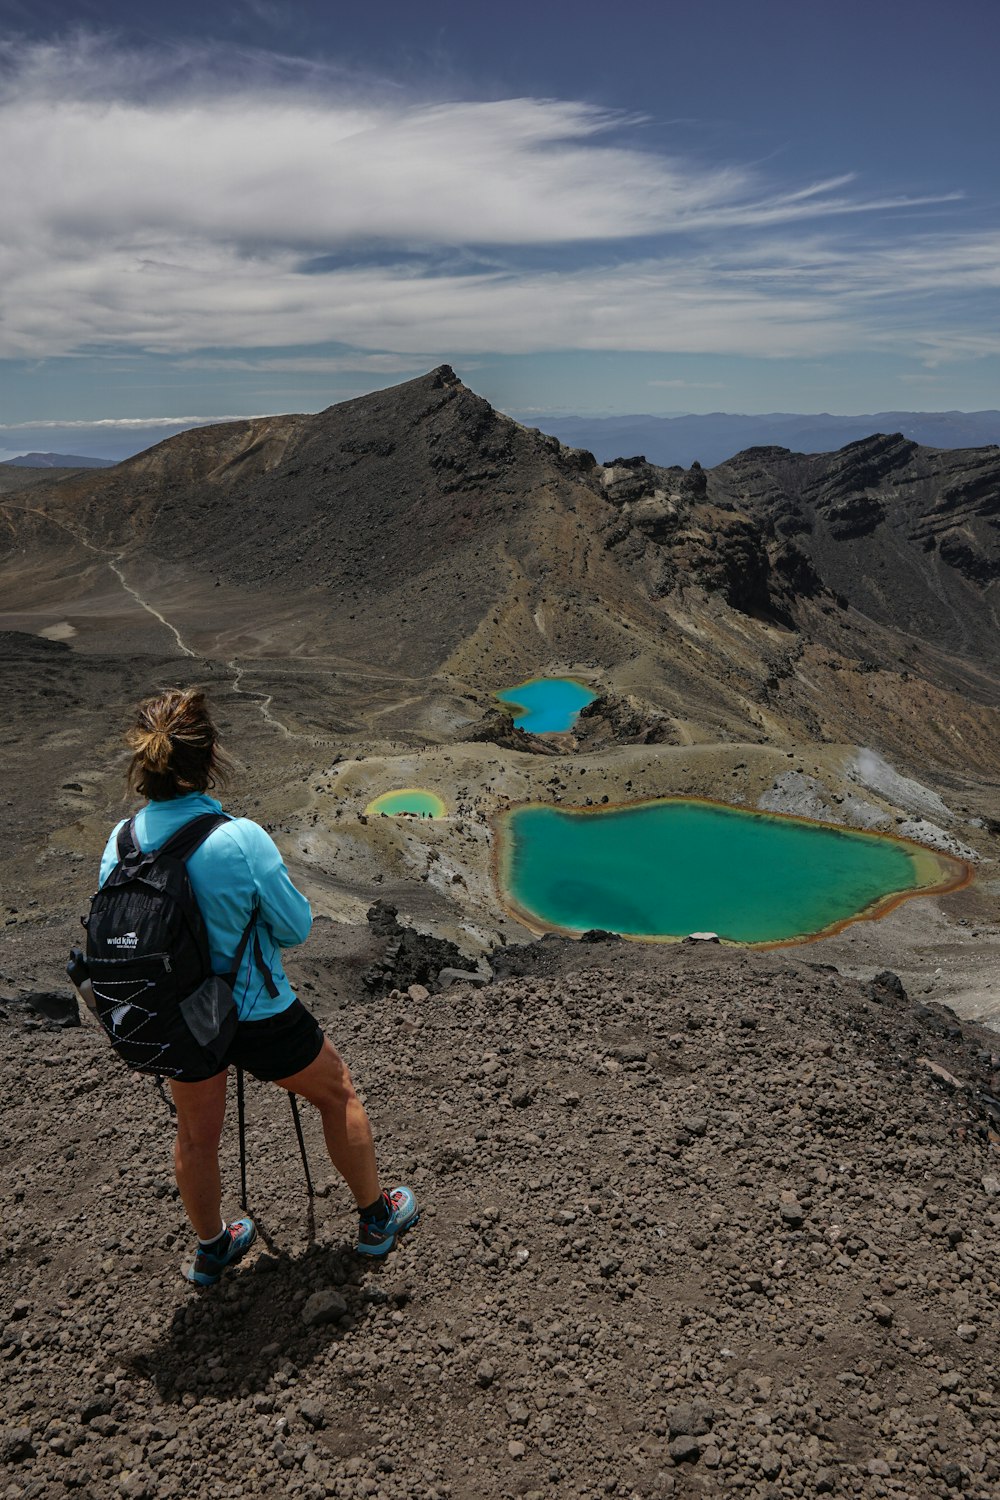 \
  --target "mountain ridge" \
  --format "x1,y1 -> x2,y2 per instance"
2,366 -> 998,789
0,452 -> 117,469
